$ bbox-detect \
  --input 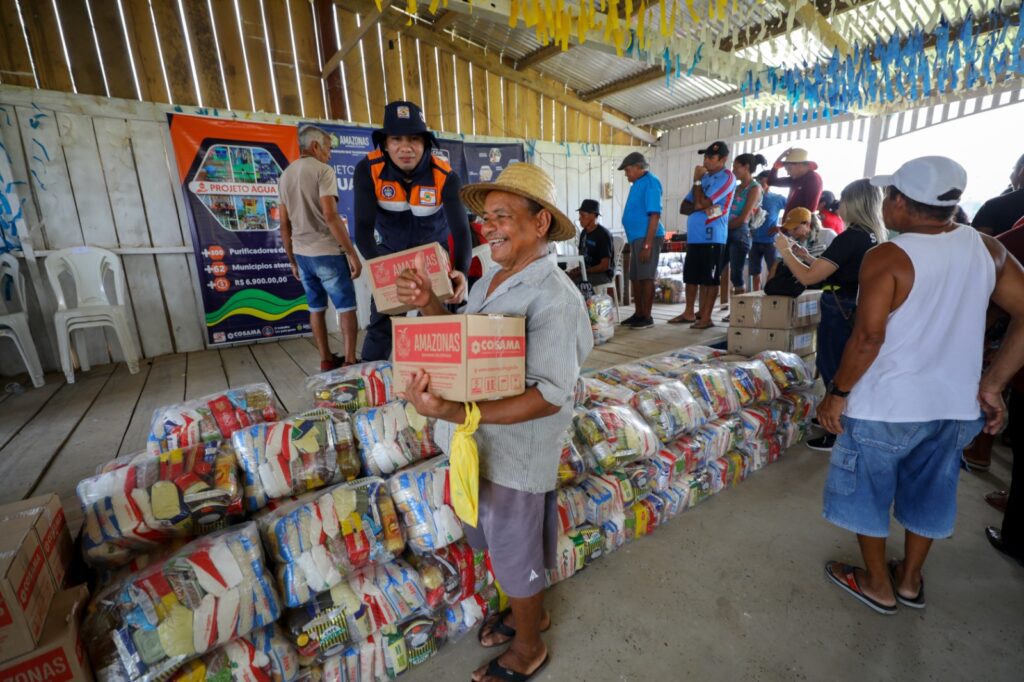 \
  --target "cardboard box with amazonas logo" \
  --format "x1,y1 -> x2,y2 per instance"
392,314 -> 526,402
367,242 -> 454,314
